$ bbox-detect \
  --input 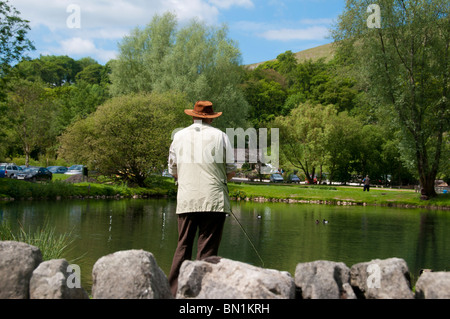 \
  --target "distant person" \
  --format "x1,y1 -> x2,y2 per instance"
363,175 -> 370,191
167,100 -> 236,297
